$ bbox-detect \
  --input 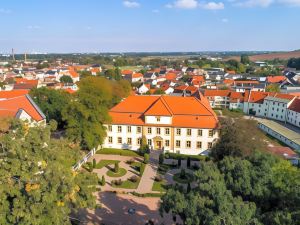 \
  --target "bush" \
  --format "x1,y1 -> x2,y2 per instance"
100,175 -> 105,186
187,157 -> 191,168
192,163 -> 200,170
159,153 -> 164,164
84,162 -> 93,172
126,159 -> 135,165
165,152 -> 207,161
144,153 -> 149,164
187,182 -> 191,193
114,162 -> 119,173
140,163 -> 146,176
178,158 -> 182,167
97,148 -> 142,157
155,175 -> 163,182
111,179 -> 122,186
129,175 -> 139,183
180,169 -> 186,179
93,159 -> 96,168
